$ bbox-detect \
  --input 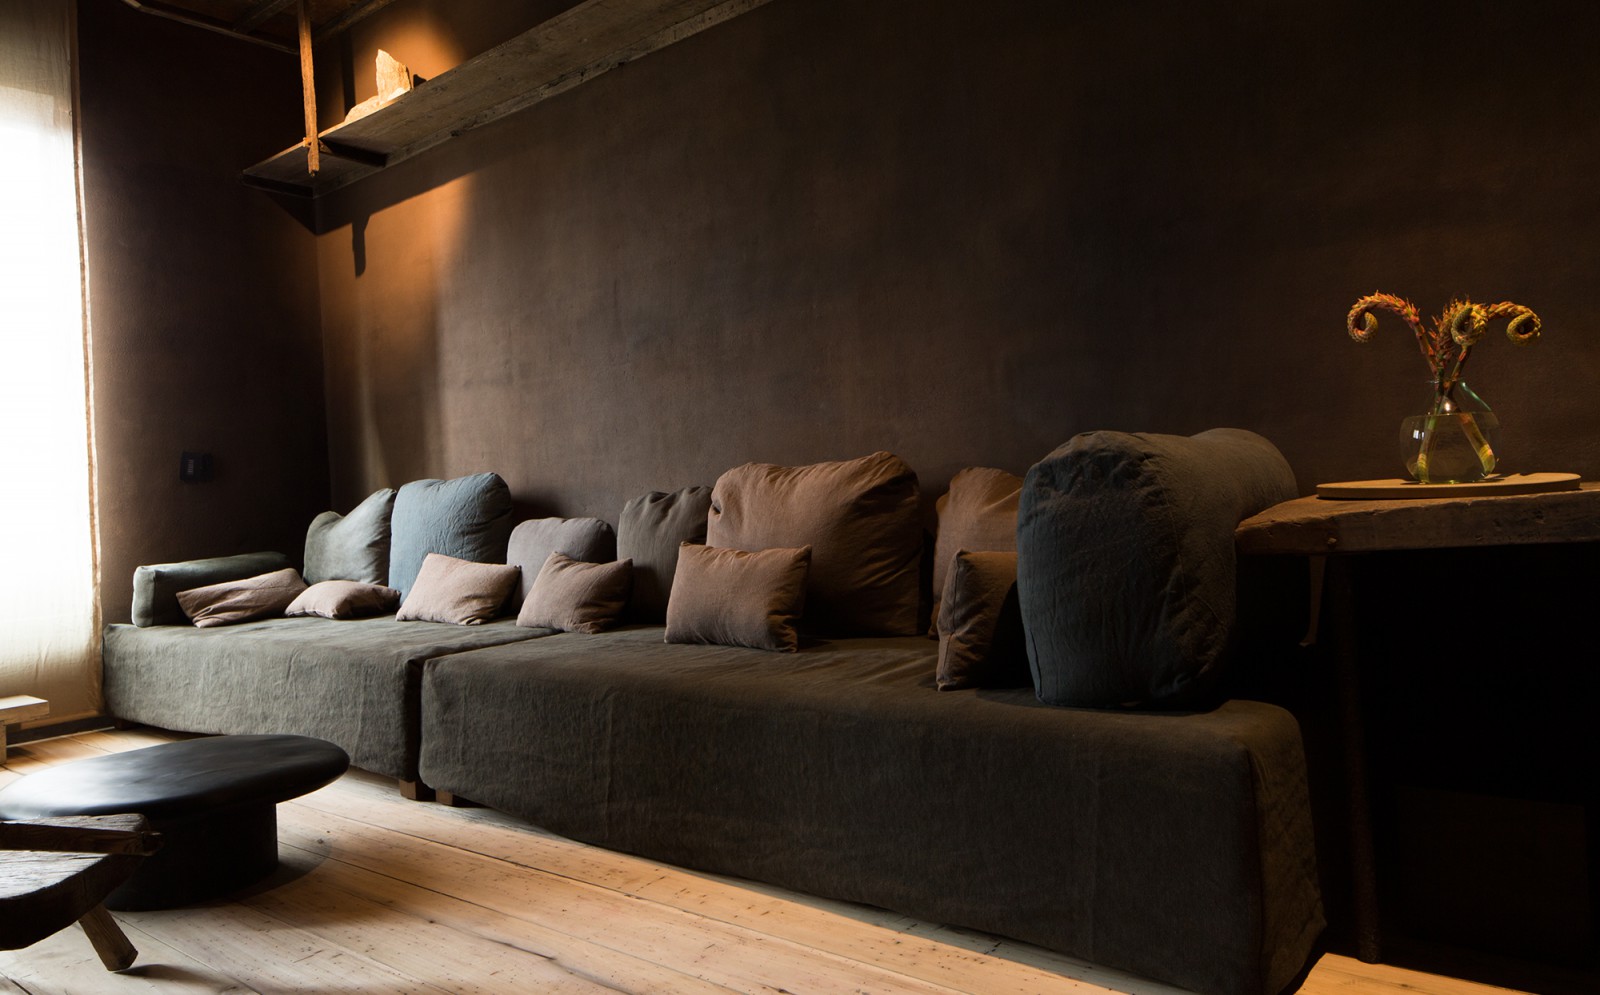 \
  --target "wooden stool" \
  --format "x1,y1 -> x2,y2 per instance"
0,813 -> 161,970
